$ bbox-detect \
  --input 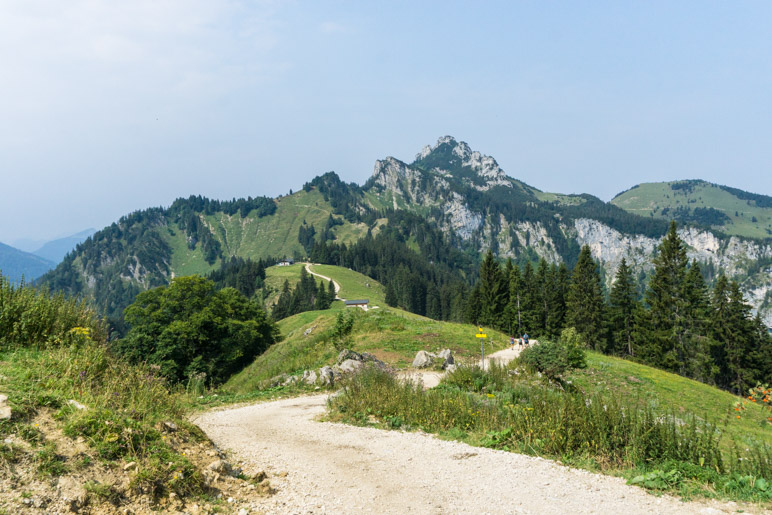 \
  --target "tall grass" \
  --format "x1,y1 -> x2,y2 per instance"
0,273 -> 206,497
0,274 -> 106,349
329,365 -> 772,502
